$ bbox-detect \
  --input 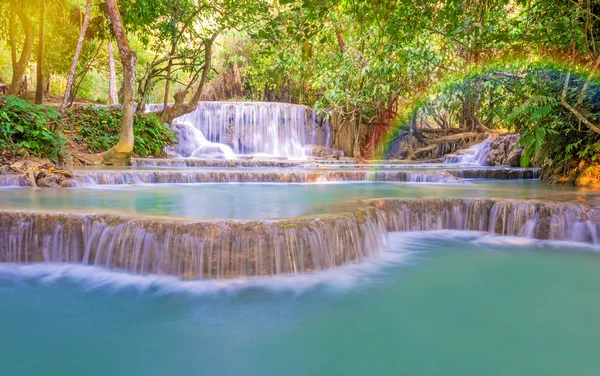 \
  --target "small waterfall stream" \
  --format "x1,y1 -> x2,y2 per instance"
445,139 -> 491,165
176,122 -> 236,159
